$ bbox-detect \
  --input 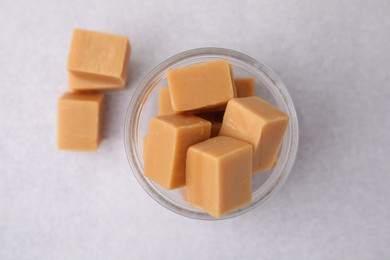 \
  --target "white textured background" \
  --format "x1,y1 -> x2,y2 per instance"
1,0 -> 389,259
